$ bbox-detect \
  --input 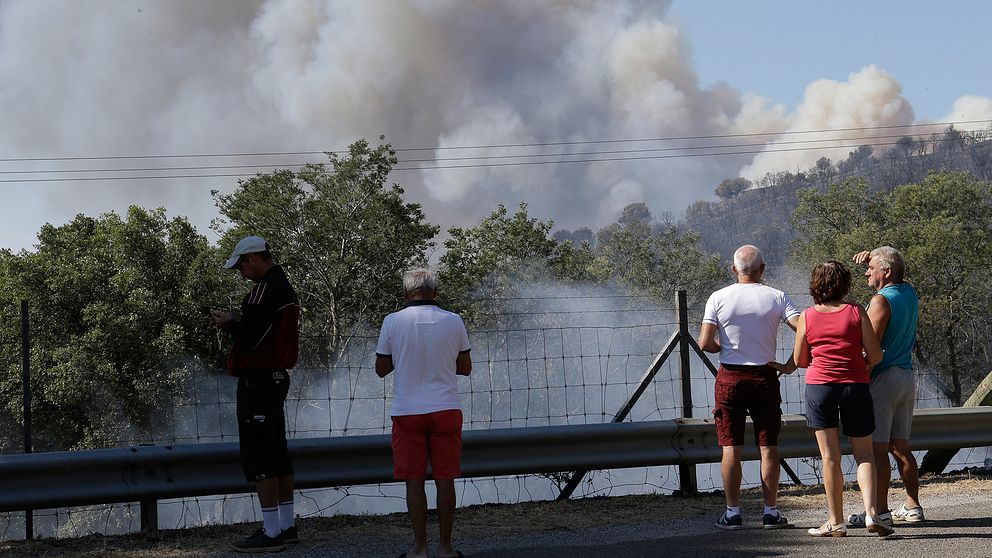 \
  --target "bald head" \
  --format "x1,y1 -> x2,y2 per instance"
733,245 -> 765,280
